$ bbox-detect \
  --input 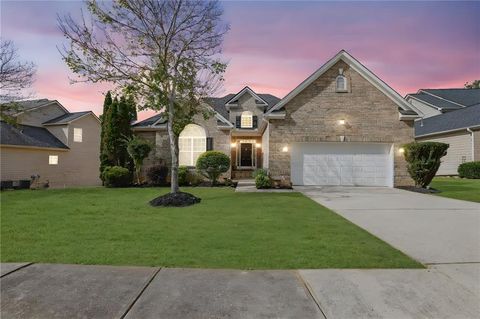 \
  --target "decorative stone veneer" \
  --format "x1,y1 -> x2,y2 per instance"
268,60 -> 415,187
